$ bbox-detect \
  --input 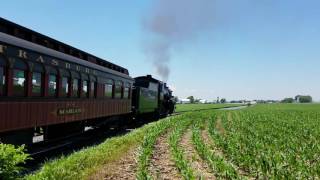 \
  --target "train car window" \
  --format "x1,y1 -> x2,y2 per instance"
122,83 -> 129,99
90,81 -> 96,98
104,83 -> 113,98
32,63 -> 44,96
72,79 -> 79,97
60,69 -> 71,97
13,59 -> 27,96
81,74 -> 89,98
149,82 -> 159,92
82,80 -> 88,98
128,87 -> 131,99
123,87 -> 129,99
48,74 -> 57,96
0,58 -> 6,96
61,77 -> 69,97
115,81 -> 123,99
13,69 -> 26,96
71,72 -> 80,97
124,83 -> 131,99
104,79 -> 113,98
0,67 -> 4,95
47,67 -> 57,97
32,72 -> 42,96
90,76 -> 97,98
